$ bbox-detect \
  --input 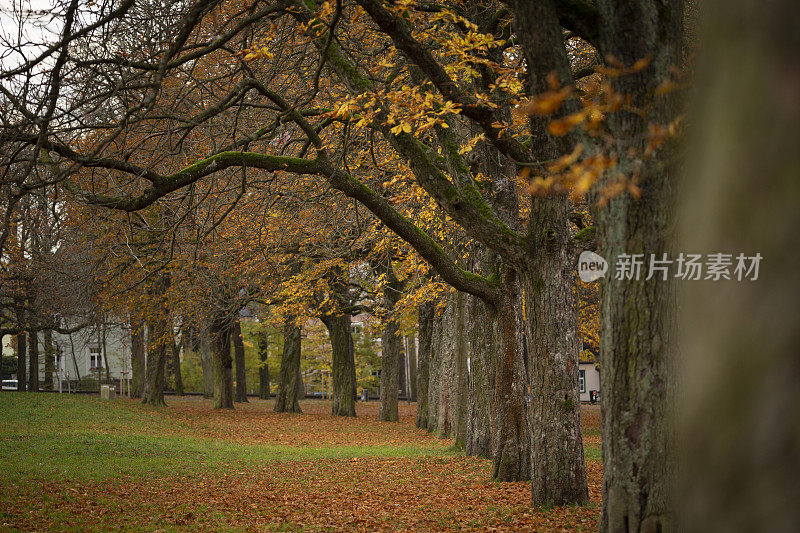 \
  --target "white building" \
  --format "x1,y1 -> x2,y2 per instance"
579,357 -> 601,403
1,322 -> 132,389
